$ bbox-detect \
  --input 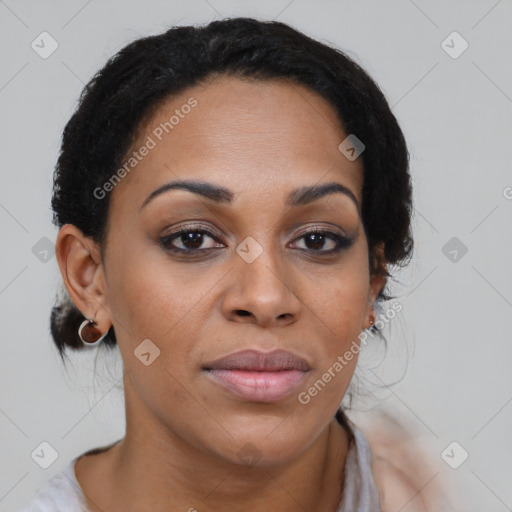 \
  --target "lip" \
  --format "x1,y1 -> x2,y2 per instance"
202,349 -> 311,403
